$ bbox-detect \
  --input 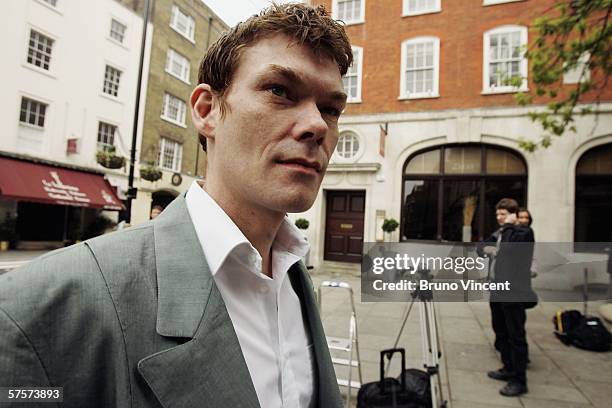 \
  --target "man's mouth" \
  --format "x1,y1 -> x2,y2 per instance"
276,158 -> 322,173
